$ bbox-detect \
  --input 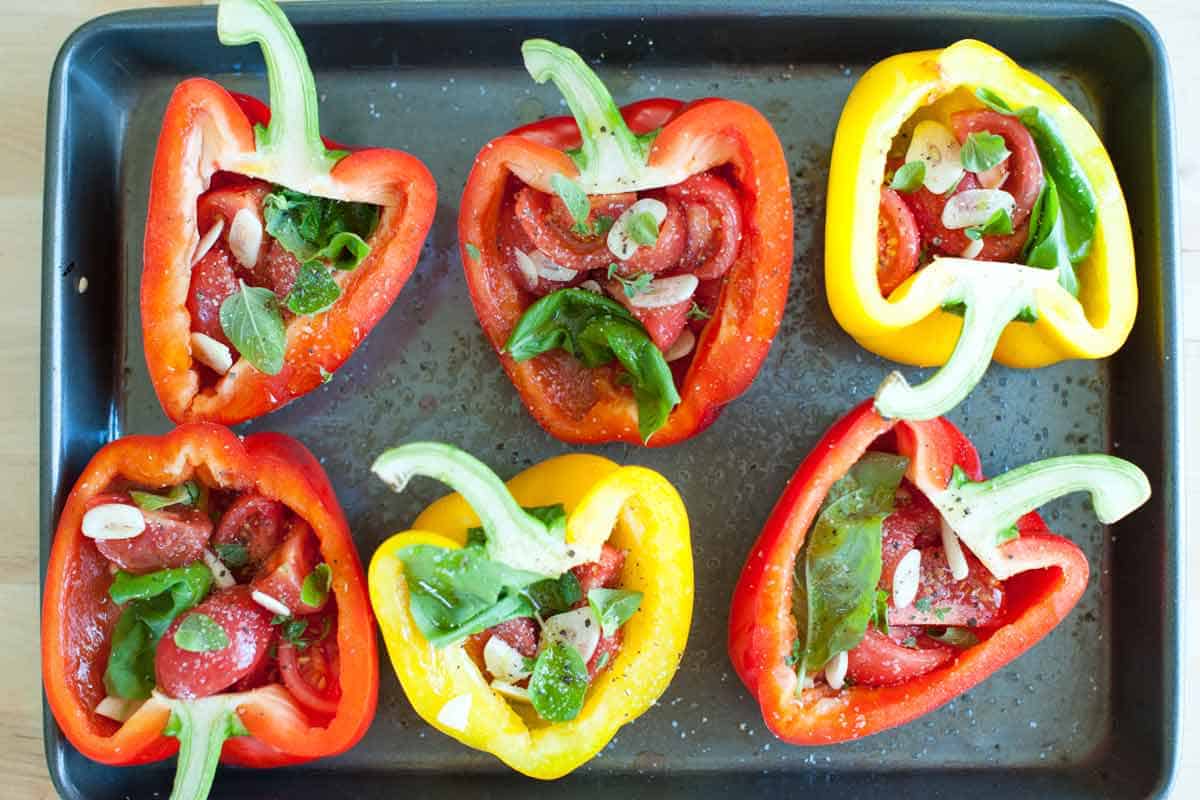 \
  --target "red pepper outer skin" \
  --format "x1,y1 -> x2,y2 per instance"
459,97 -> 793,446
728,400 -> 1089,744
142,79 -> 436,425
41,424 -> 377,767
